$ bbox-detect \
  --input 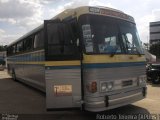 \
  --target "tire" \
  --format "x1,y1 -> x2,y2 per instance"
12,70 -> 17,81
152,73 -> 160,84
